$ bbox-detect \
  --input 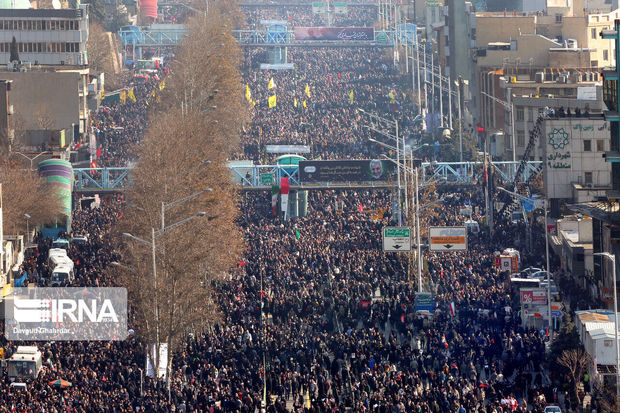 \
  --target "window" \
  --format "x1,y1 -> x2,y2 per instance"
592,28 -> 597,39
584,139 -> 592,151
517,130 -> 525,147
604,49 -> 609,61
585,172 -> 593,184
605,339 -> 613,347
555,14 -> 563,23
597,139 -> 605,151
516,107 -> 524,121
